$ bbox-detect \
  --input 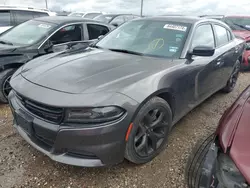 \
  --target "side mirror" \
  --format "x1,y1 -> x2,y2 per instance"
44,40 -> 54,53
112,23 -> 118,27
98,35 -> 104,40
189,46 -> 215,57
